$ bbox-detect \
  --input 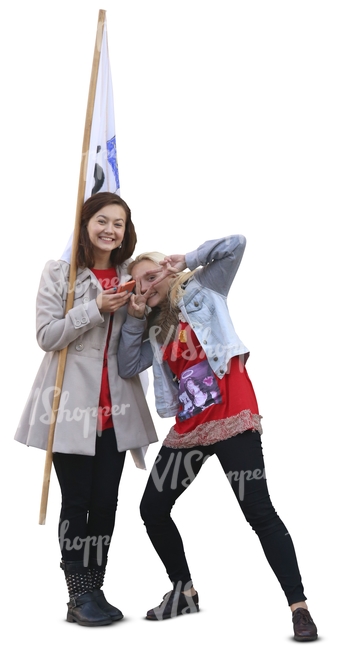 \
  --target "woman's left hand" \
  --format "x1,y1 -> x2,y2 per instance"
150,255 -> 187,285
